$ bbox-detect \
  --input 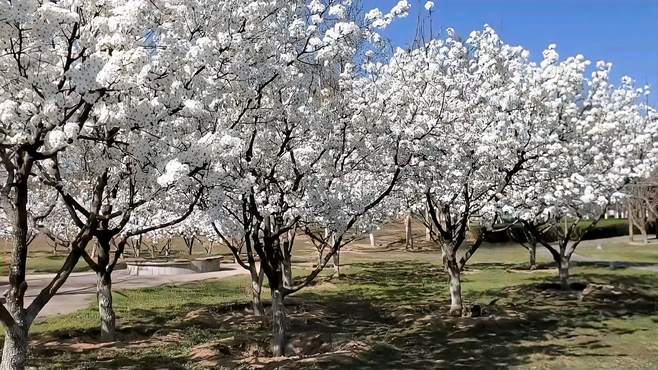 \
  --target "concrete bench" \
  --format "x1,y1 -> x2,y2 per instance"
126,255 -> 222,276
